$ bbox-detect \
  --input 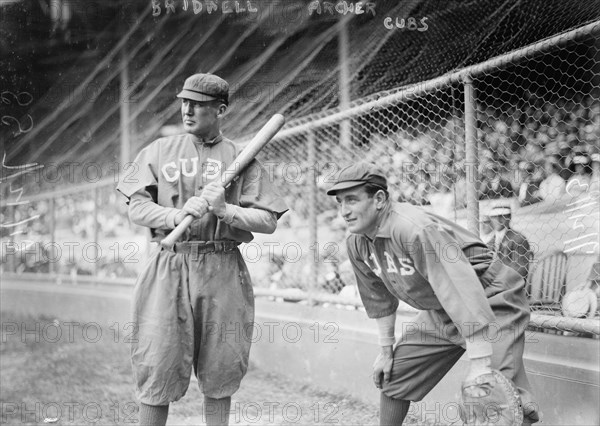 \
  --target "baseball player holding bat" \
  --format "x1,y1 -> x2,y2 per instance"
117,73 -> 288,426
326,162 -> 539,426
